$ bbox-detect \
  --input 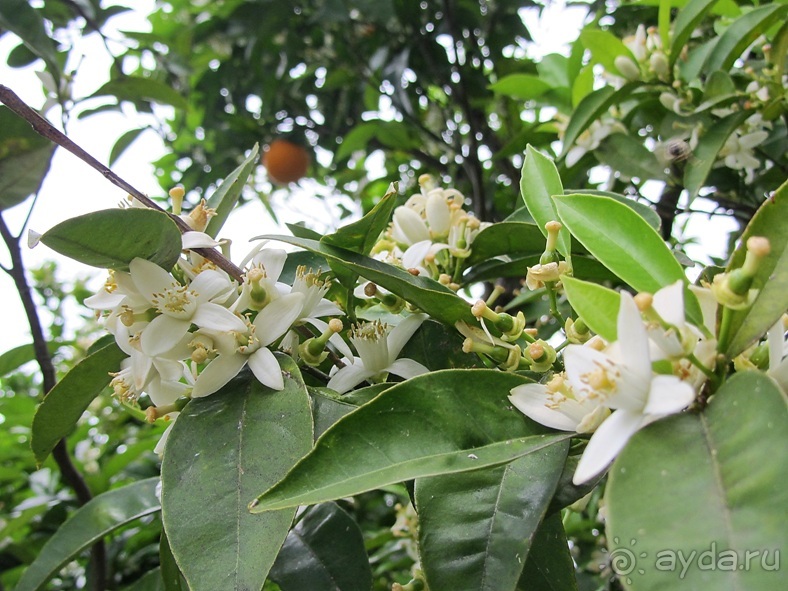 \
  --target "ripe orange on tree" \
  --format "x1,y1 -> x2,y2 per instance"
262,138 -> 310,184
